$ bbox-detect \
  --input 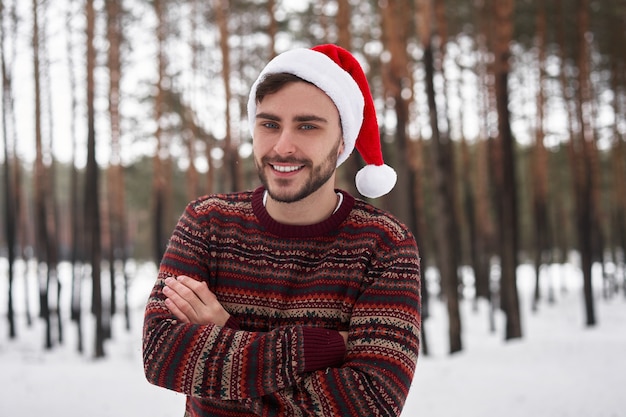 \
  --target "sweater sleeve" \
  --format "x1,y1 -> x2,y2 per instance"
142,202 -> 345,401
